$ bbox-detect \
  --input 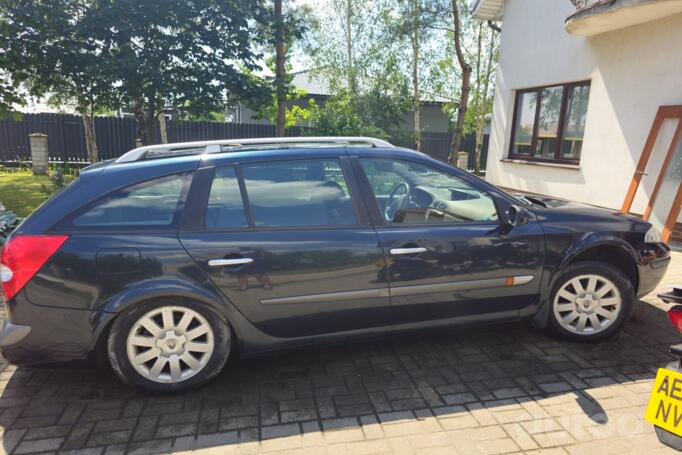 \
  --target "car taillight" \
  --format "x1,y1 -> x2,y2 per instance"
0,235 -> 68,301
668,306 -> 682,333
